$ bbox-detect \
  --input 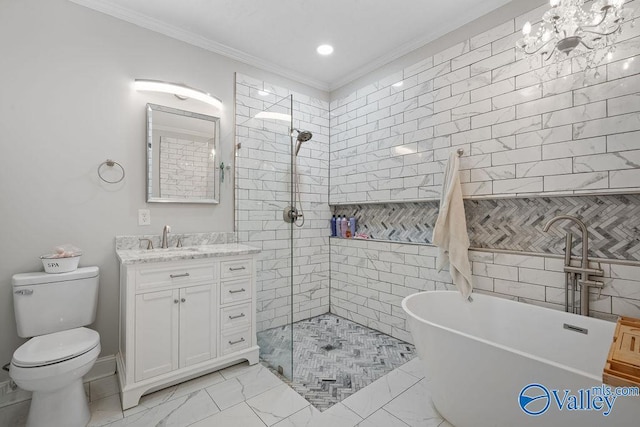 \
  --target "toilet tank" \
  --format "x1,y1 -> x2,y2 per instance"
12,266 -> 99,338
